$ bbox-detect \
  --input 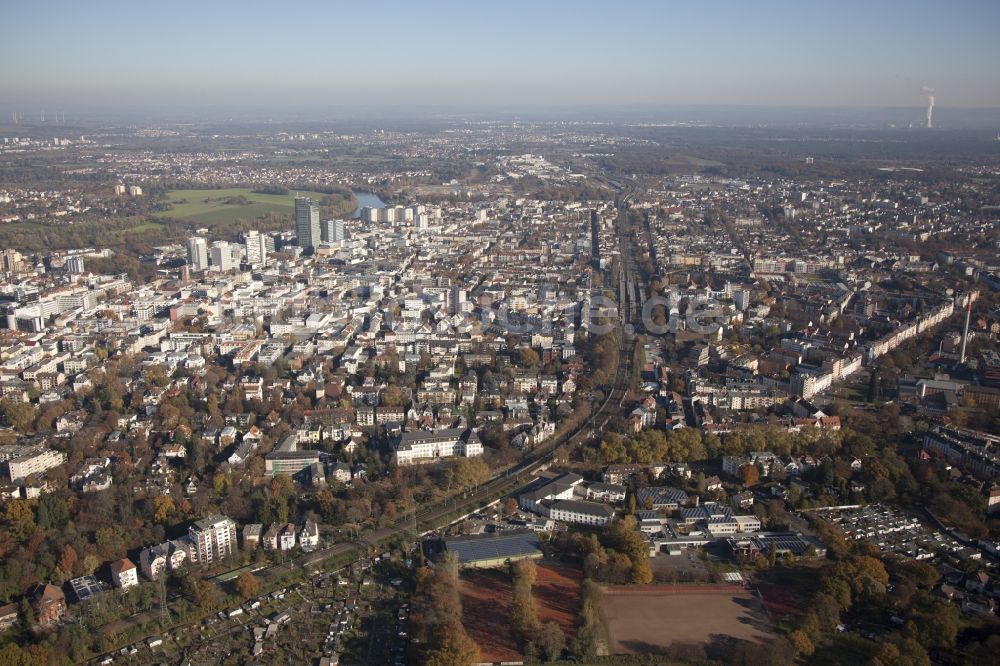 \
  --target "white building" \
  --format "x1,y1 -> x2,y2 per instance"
210,241 -> 233,272
188,514 -> 237,565
65,256 -> 85,274
244,230 -> 267,267
187,237 -> 209,272
393,428 -> 483,466
139,541 -> 188,581
110,558 -> 138,589
299,520 -> 319,548
1,445 -> 66,483
547,500 -> 616,526
278,524 -> 297,551
321,219 -> 345,243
